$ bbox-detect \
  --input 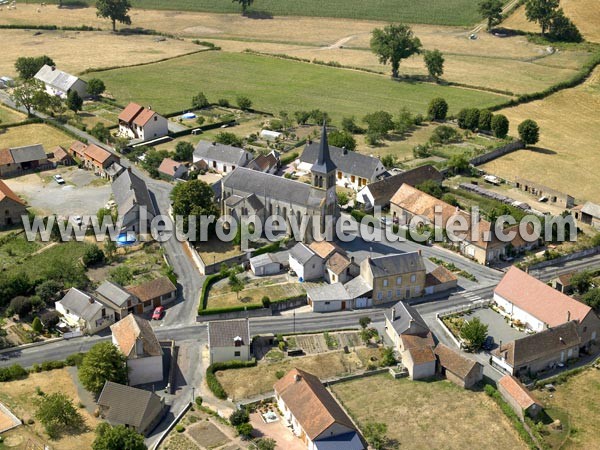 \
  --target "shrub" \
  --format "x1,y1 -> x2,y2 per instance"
478,110 -> 493,131
0,364 -> 28,382
32,317 -> 43,334
491,114 -> 509,138
275,370 -> 285,379
230,408 -> 250,426
175,424 -> 185,433
236,95 -> 252,110
82,245 -> 105,267
328,130 -> 356,151
261,296 -> 271,308
428,97 -> 448,120
429,125 -> 461,145
205,360 -> 257,399
217,98 -> 230,107
192,91 -> 209,109
65,353 -> 85,367
236,422 -> 253,439
195,396 -> 203,406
